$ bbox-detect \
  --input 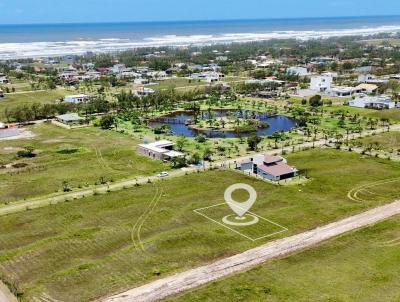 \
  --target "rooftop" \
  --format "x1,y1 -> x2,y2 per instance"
259,163 -> 297,177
